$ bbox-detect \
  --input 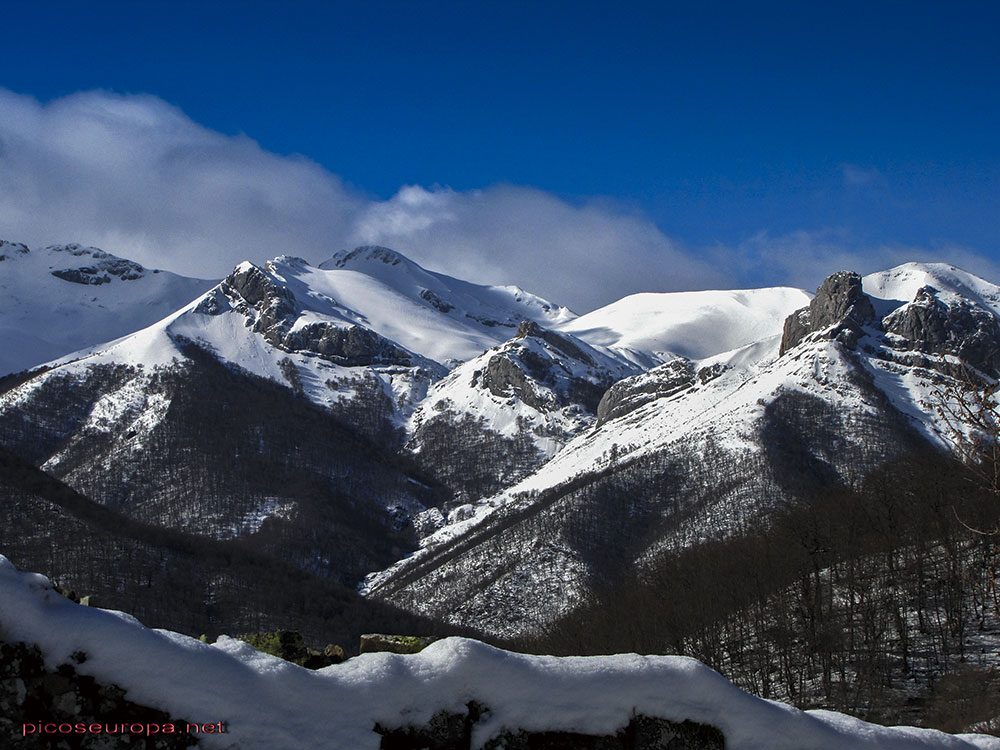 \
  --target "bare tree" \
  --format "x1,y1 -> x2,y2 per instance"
929,364 -> 1000,532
